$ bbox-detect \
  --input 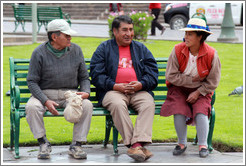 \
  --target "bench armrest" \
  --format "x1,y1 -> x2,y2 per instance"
10,85 -> 21,110
63,13 -> 71,20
